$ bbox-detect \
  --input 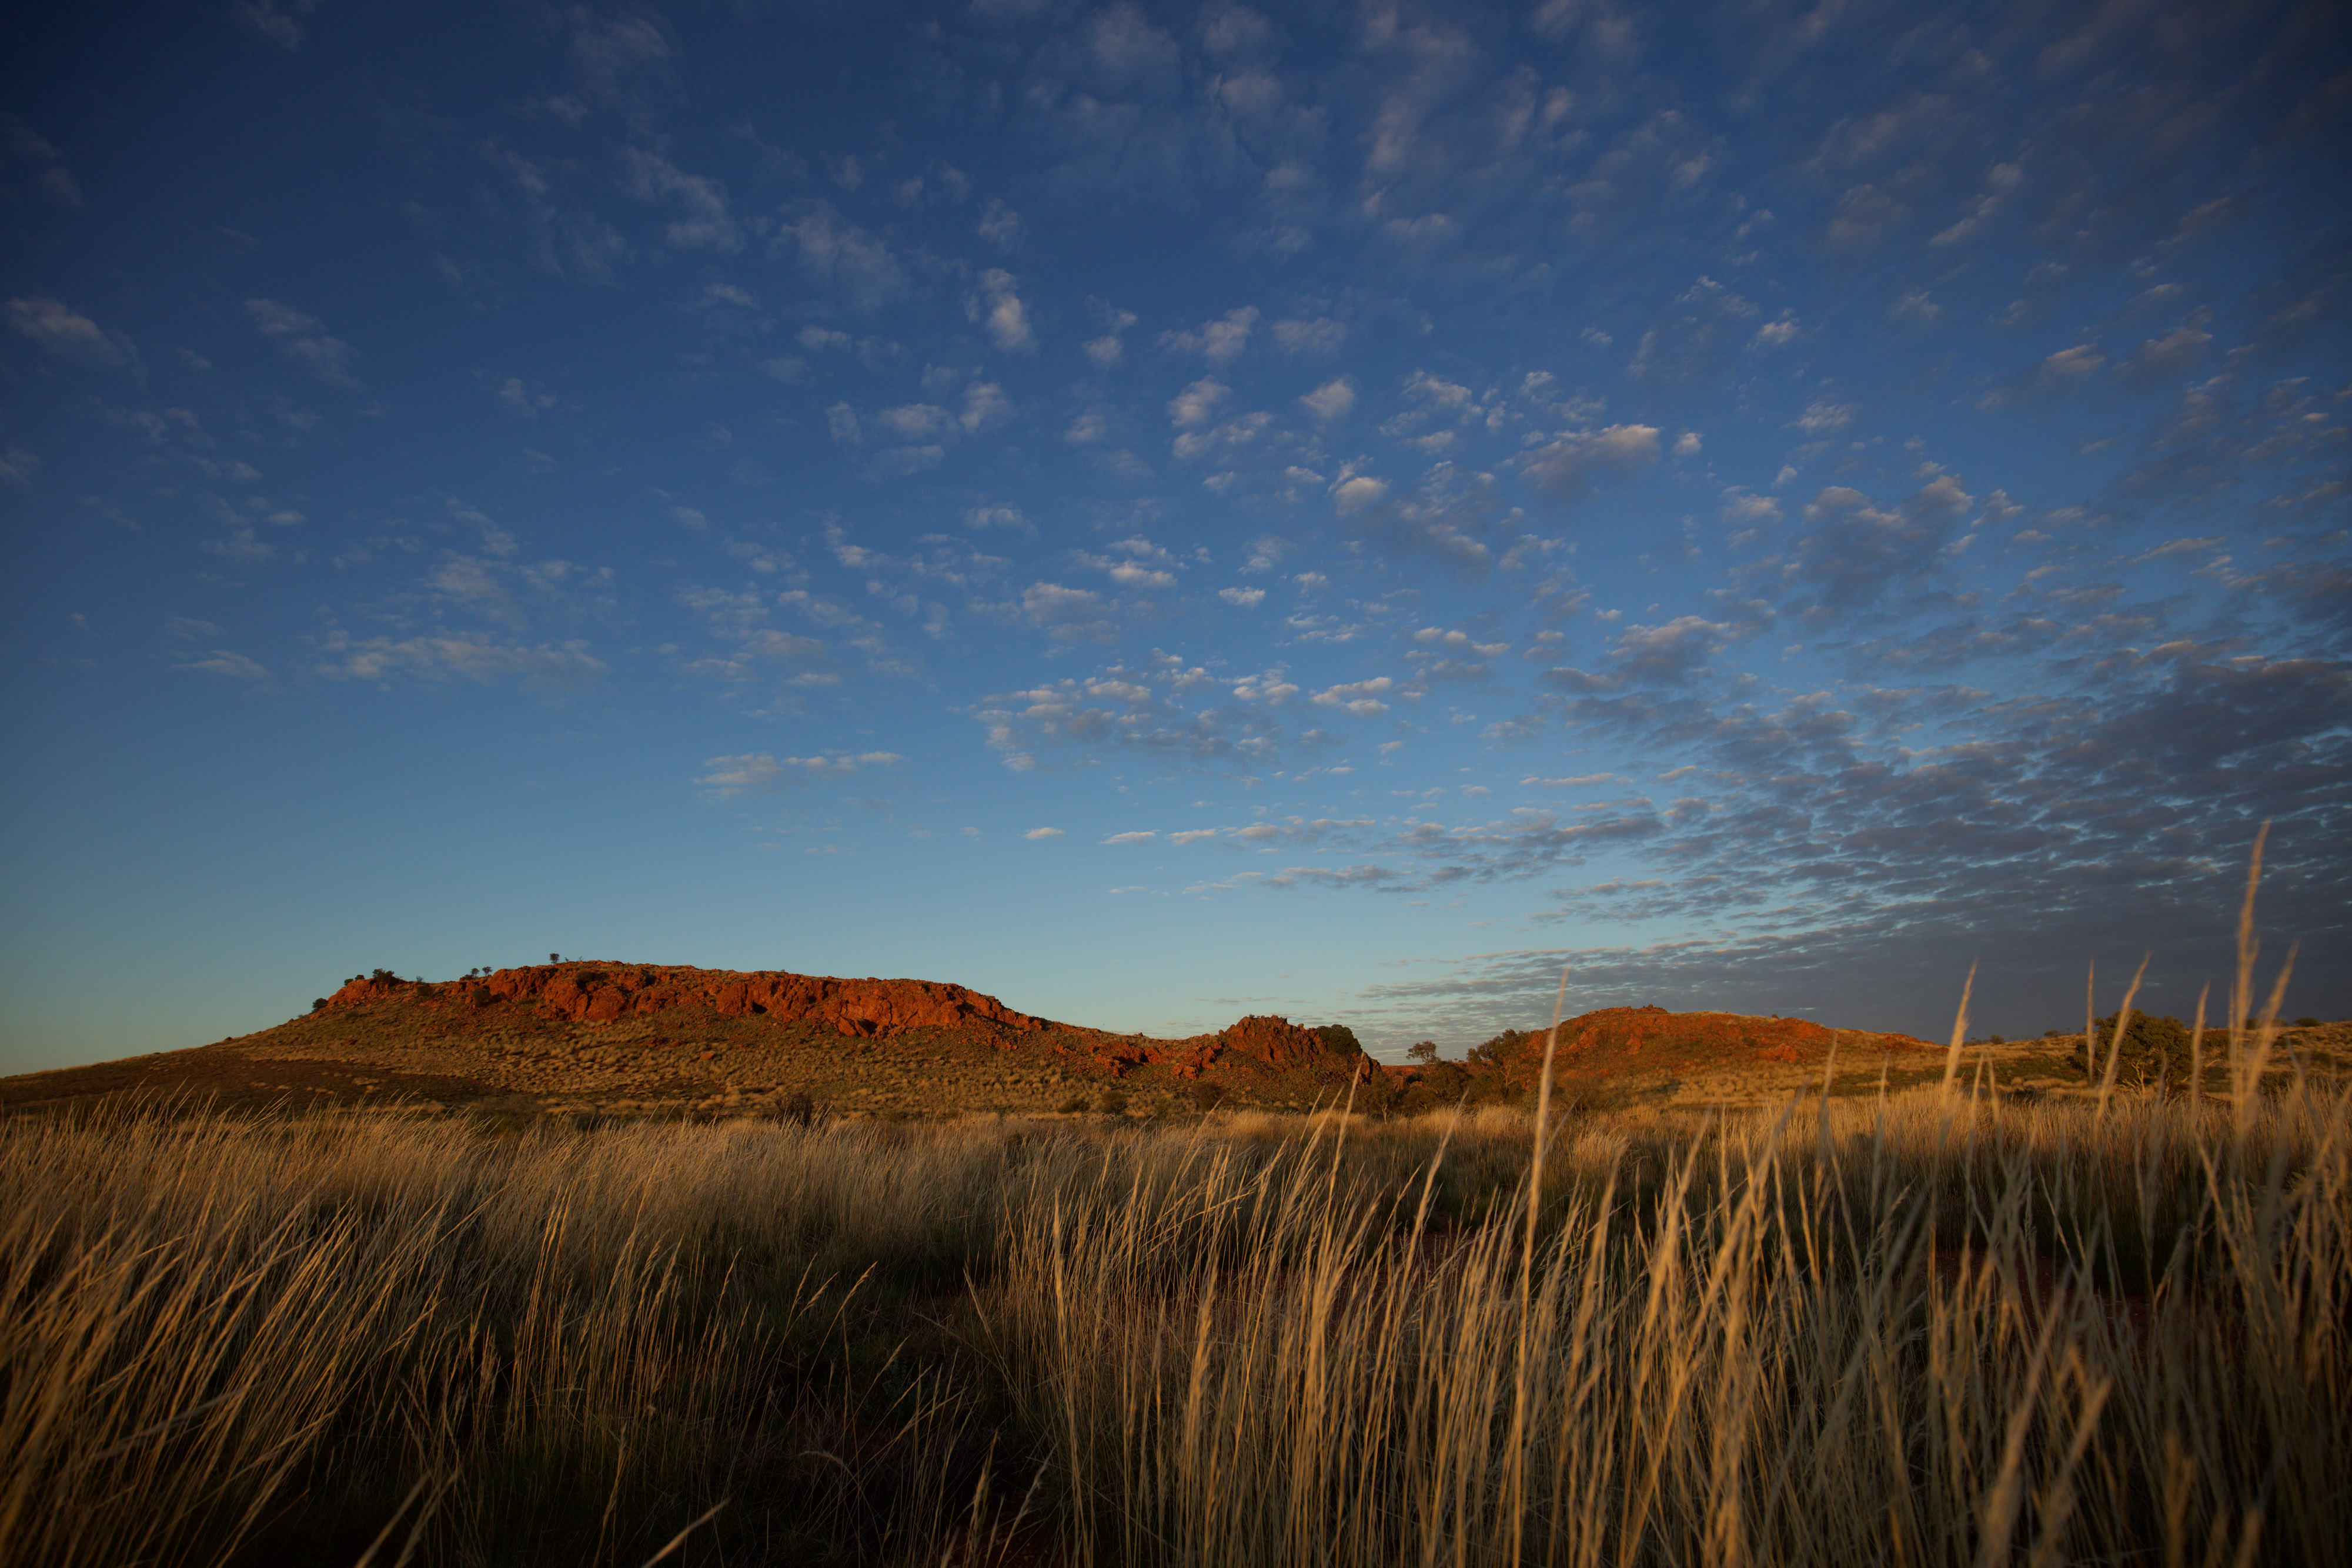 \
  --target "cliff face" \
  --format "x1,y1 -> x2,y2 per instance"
324,964 -> 1053,1038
